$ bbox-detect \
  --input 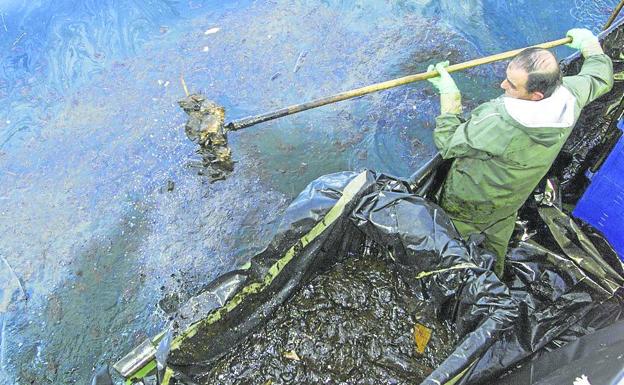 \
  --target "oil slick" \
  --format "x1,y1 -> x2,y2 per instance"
0,254 -> 23,380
